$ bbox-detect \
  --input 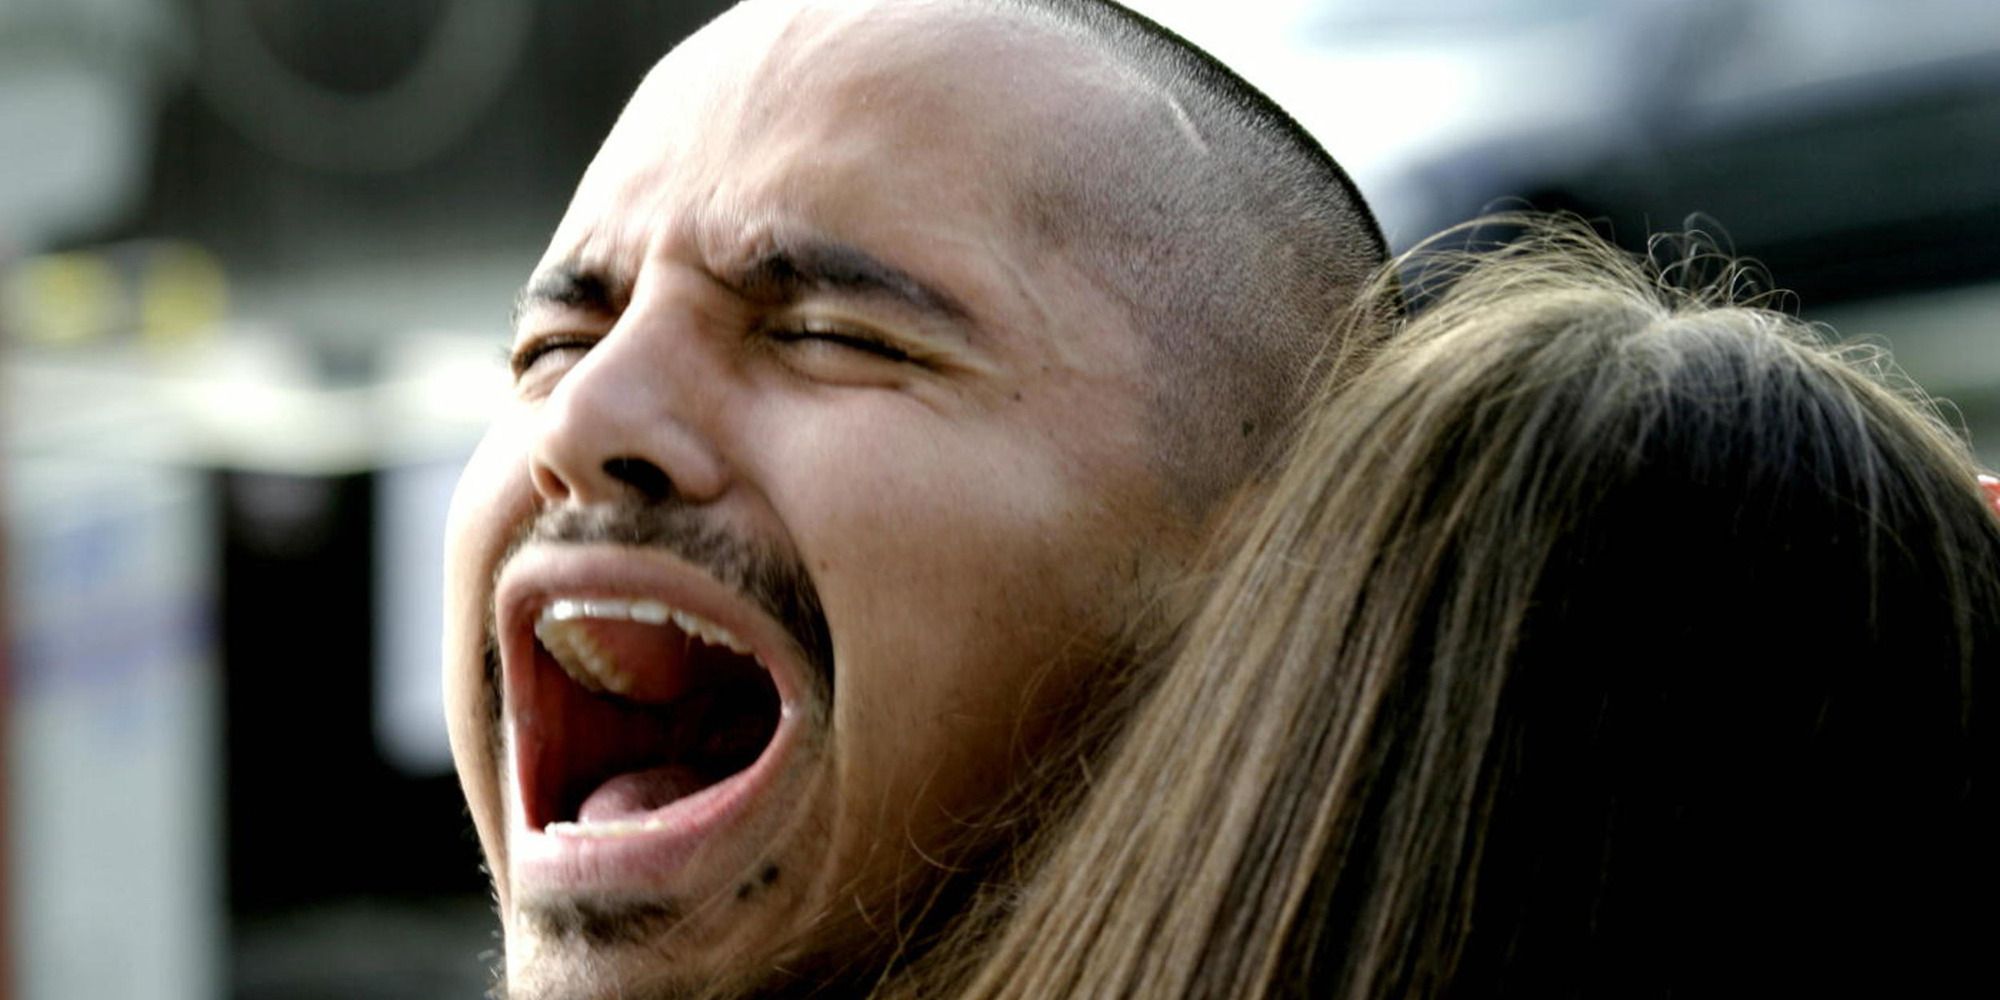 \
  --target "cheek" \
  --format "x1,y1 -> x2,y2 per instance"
763,404 -> 1137,805
443,418 -> 535,616
442,419 -> 537,867
789,414 -> 1078,617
